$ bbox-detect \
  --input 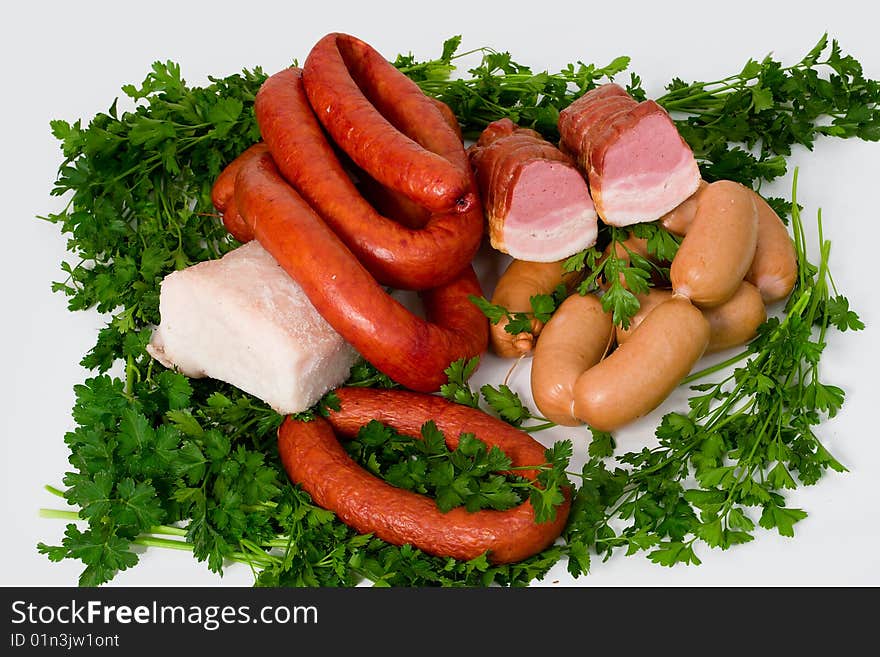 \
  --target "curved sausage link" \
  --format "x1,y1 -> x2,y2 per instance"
488,259 -> 584,358
210,143 -> 268,242
659,180 -> 707,236
255,67 -> 483,291
302,32 -> 475,214
661,182 -> 796,304
573,296 -> 710,431
277,388 -> 571,564
530,293 -> 614,426
670,180 -> 759,308
702,281 -> 766,353
351,97 -> 463,231
745,193 -> 798,303
530,294 -> 709,432
234,151 -> 488,393
617,284 -> 766,354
